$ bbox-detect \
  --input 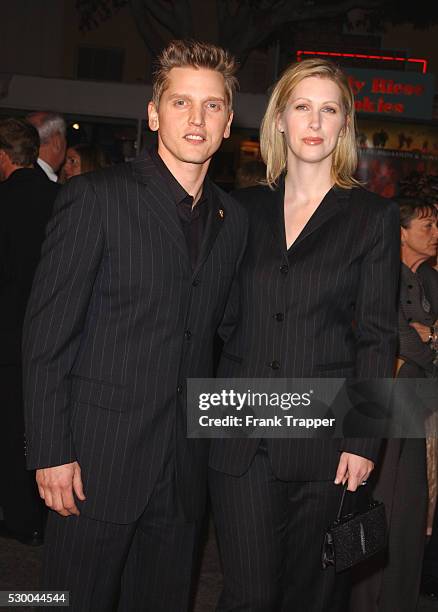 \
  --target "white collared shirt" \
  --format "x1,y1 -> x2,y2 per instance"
37,158 -> 58,182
